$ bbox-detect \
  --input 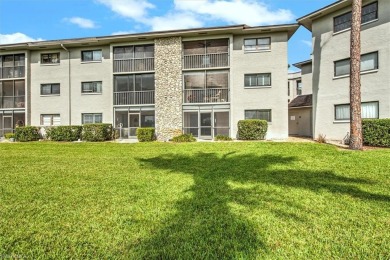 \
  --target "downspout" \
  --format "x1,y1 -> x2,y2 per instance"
61,44 -> 71,125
